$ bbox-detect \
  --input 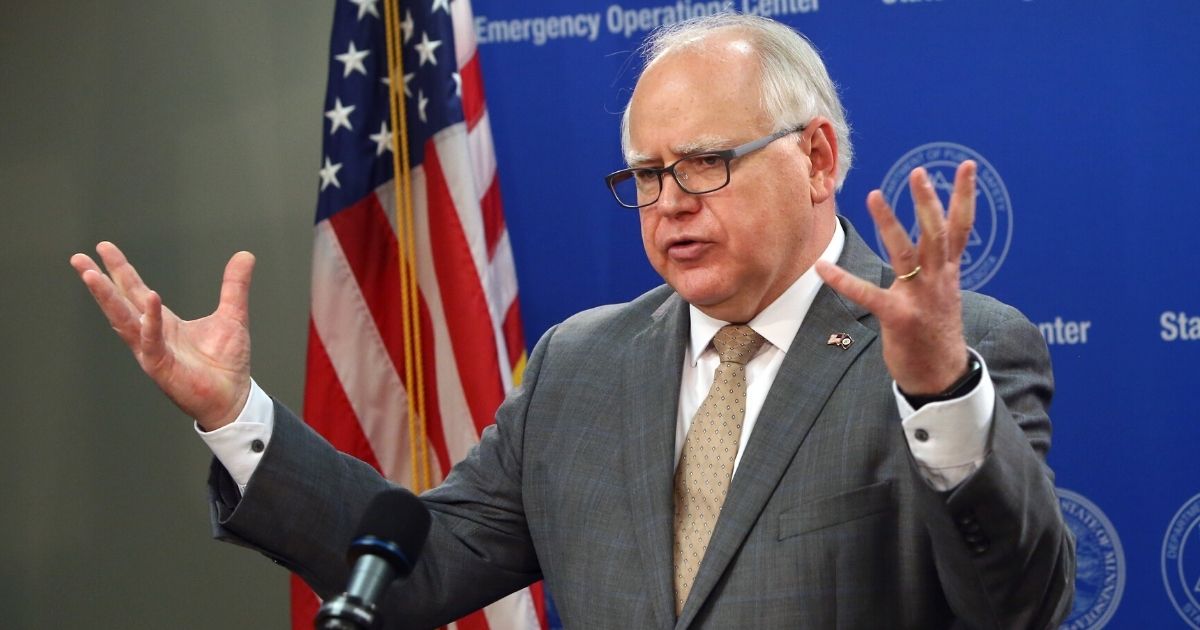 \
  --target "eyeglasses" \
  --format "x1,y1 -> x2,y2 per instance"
604,125 -> 806,209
